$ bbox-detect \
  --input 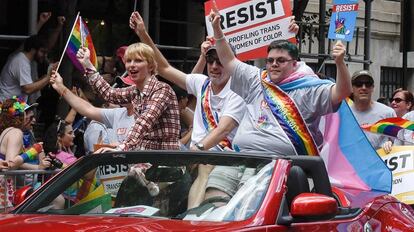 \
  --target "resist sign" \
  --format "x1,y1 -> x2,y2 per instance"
205,0 -> 295,61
